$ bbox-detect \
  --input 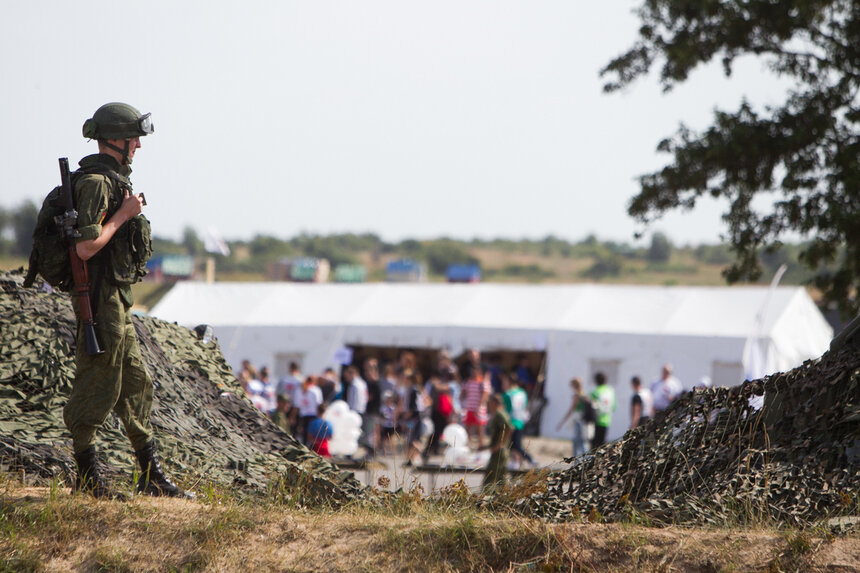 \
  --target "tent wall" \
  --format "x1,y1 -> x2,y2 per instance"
769,289 -> 836,372
542,332 -> 746,442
